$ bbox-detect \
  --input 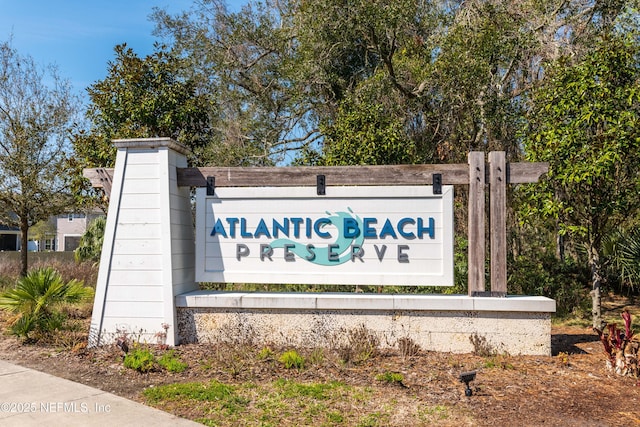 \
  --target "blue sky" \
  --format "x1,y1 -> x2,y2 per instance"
0,0 -> 244,103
